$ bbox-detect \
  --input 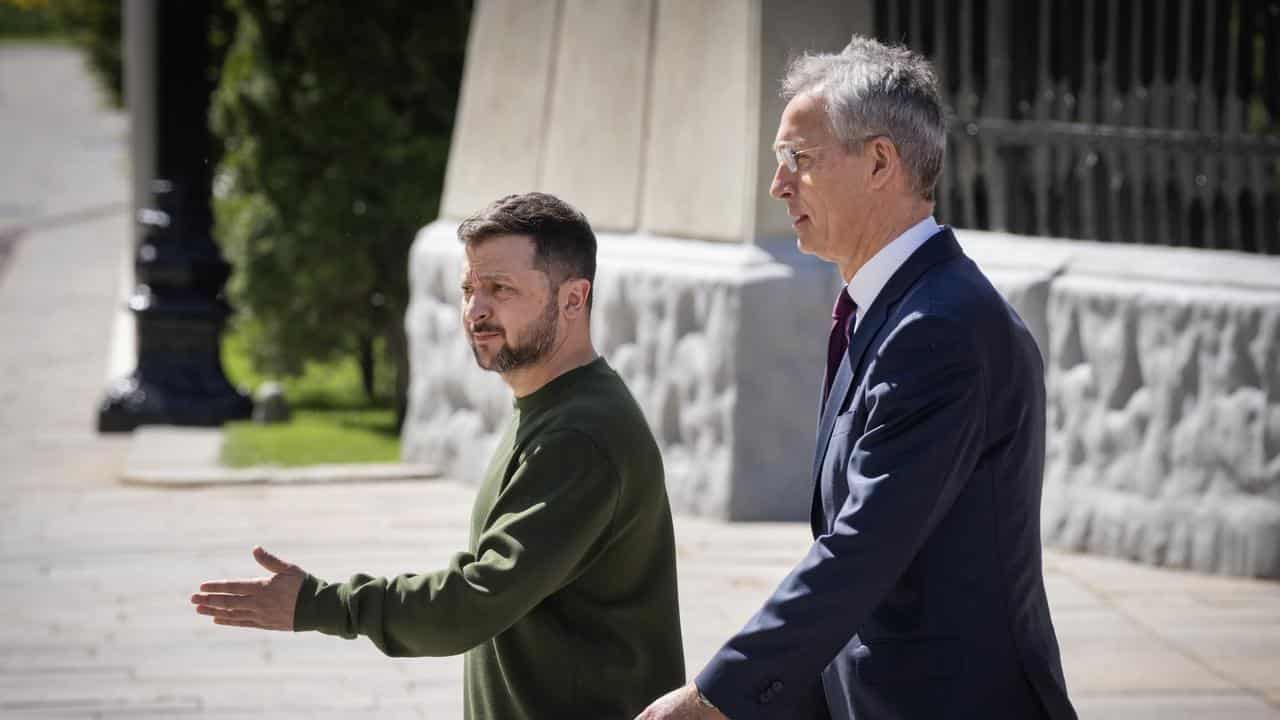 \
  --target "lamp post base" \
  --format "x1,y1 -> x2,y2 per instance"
97,370 -> 252,433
